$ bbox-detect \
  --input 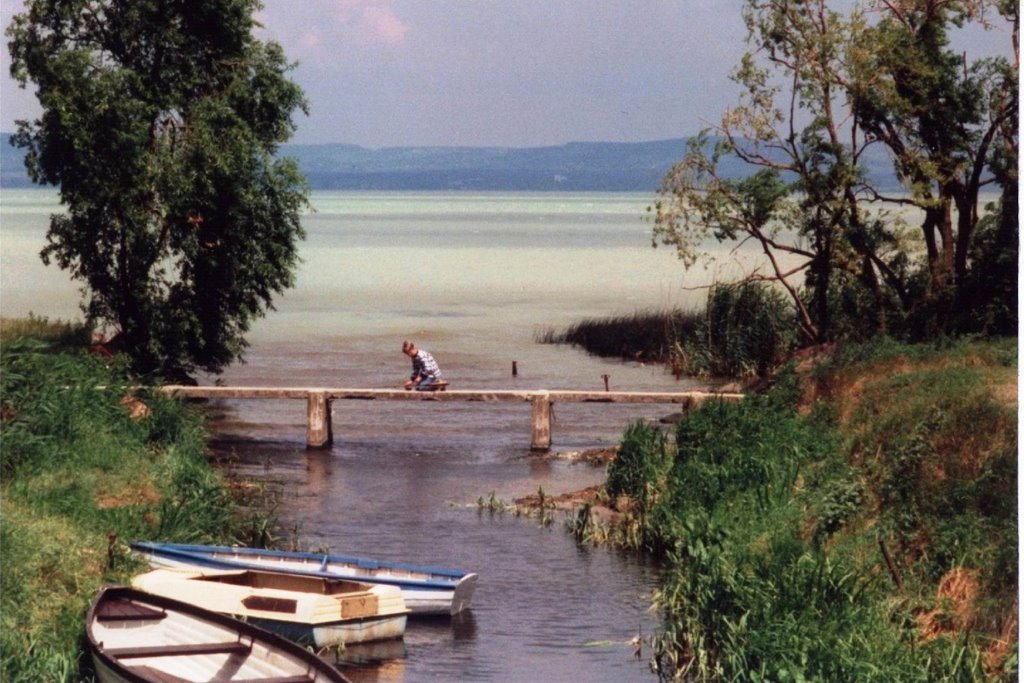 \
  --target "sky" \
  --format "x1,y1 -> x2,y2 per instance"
0,1 -> 1014,149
